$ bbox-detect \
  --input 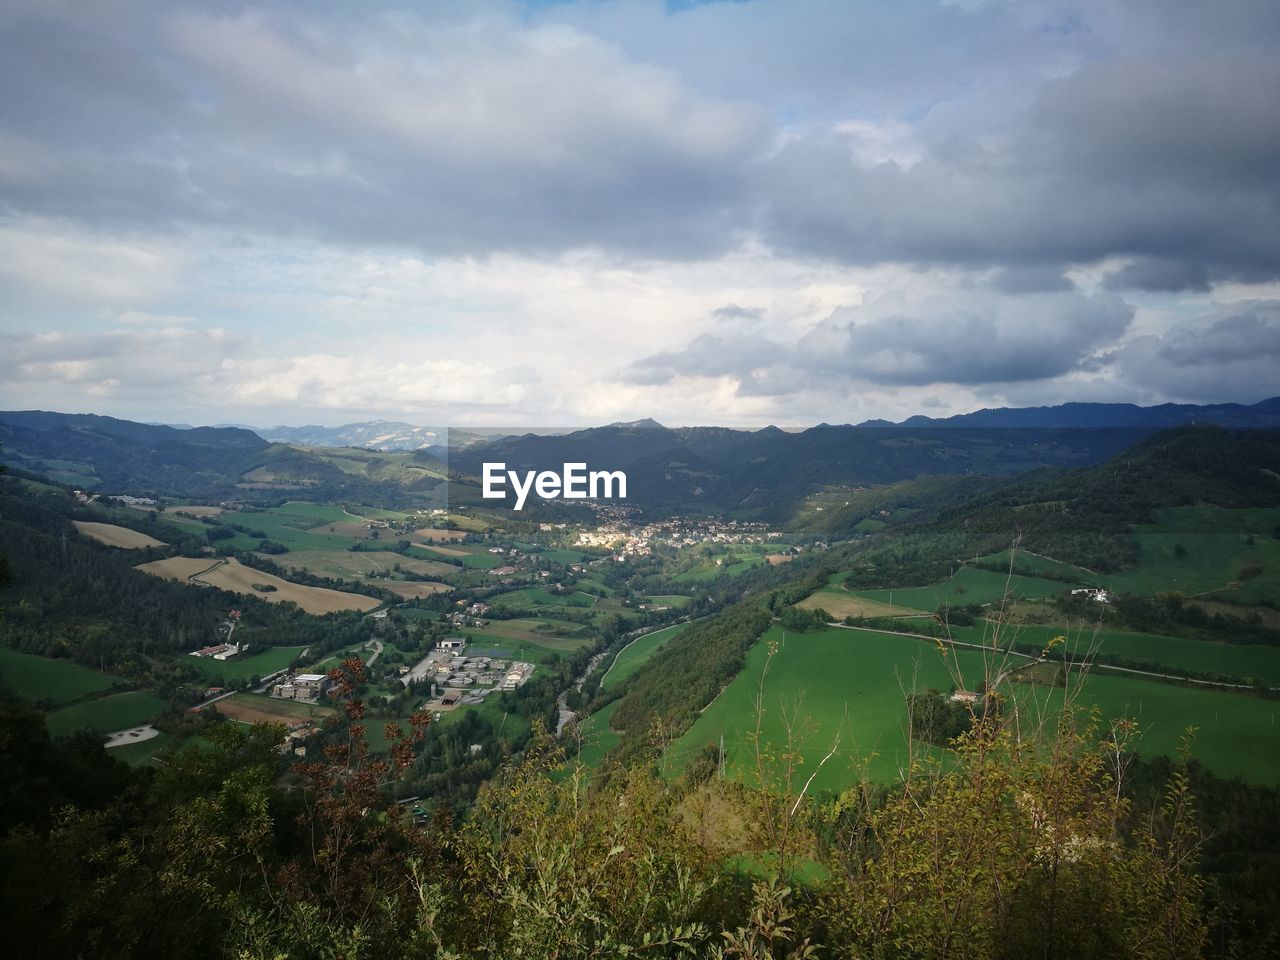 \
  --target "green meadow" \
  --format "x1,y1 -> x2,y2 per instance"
601,623 -> 690,691
671,625 -> 1280,792
1104,506 -> 1280,602
46,691 -> 168,737
852,565 -> 1083,611
185,645 -> 307,683
0,647 -> 120,704
949,622 -> 1280,686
